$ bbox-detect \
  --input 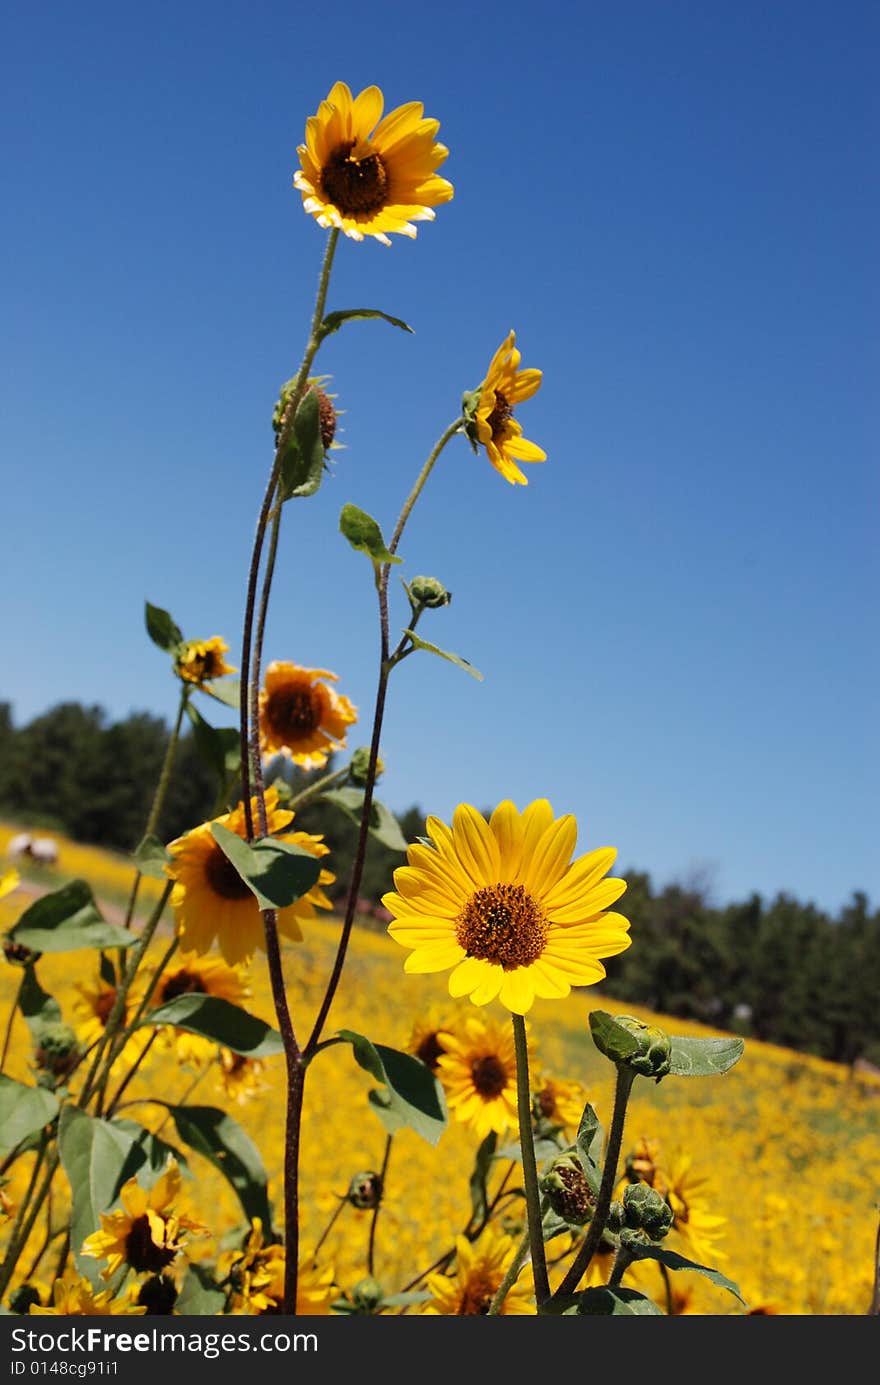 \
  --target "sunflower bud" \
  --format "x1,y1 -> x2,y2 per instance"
606,1200 -> 625,1235
621,1182 -> 674,1242
3,937 -> 40,967
349,1276 -> 384,1314
346,1171 -> 383,1211
349,747 -> 384,787
612,1015 -> 672,1081
409,575 -> 451,609
540,1153 -> 596,1227
34,1022 -> 80,1082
